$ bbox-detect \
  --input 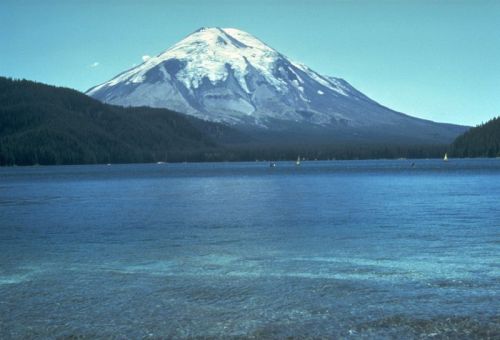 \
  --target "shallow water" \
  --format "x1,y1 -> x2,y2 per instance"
0,159 -> 499,338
